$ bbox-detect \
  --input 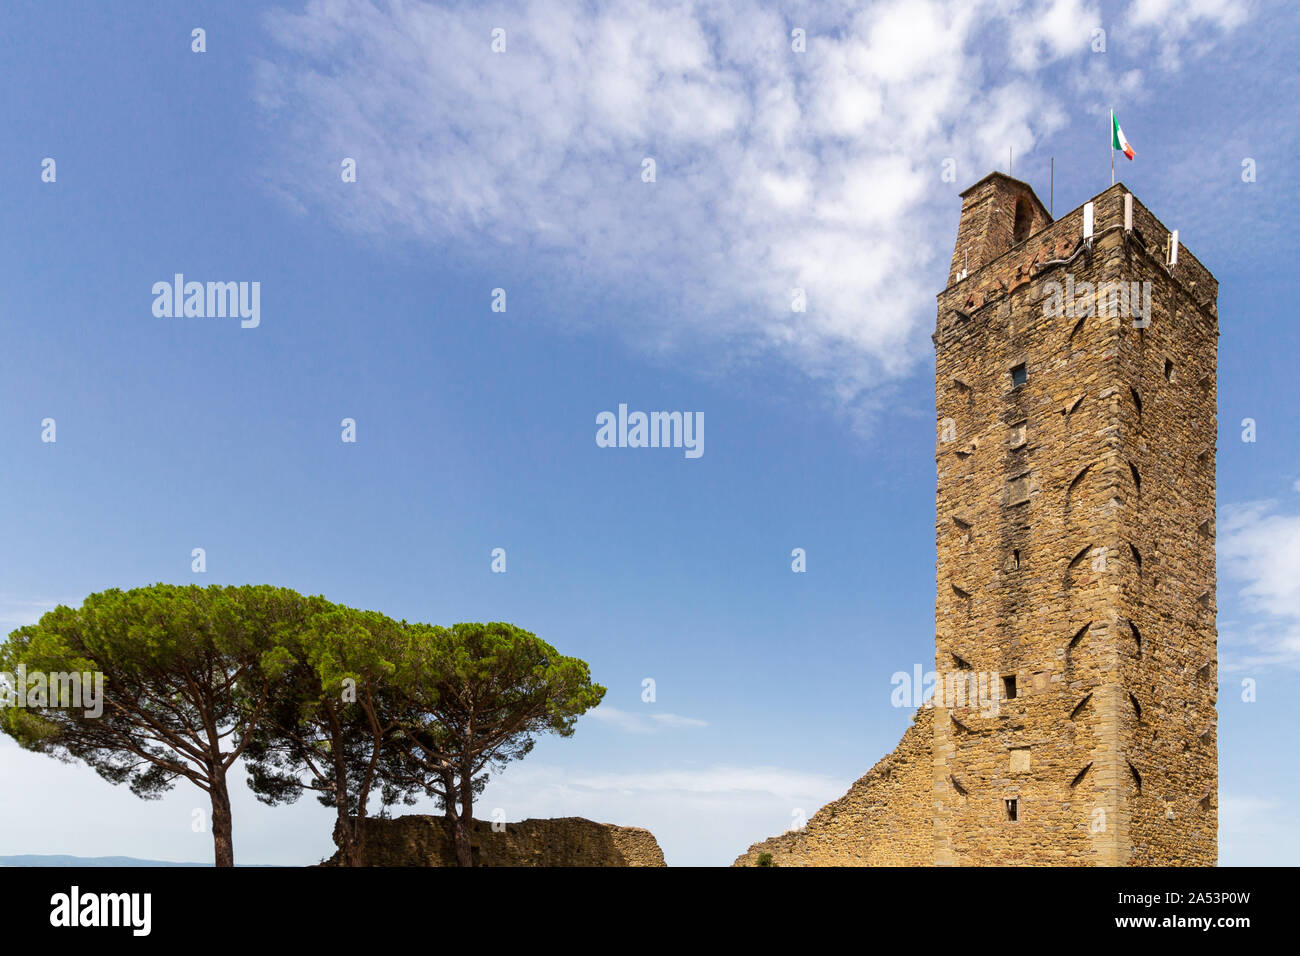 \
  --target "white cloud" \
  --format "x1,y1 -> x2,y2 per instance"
1218,792 -> 1300,865
1124,0 -> 1250,35
585,705 -> 708,733
1070,57 -> 1144,102
477,761 -> 849,864
1010,0 -> 1103,70
0,596 -> 71,636
1218,496 -> 1300,669
252,0 -> 1249,426
1123,0 -> 1250,70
